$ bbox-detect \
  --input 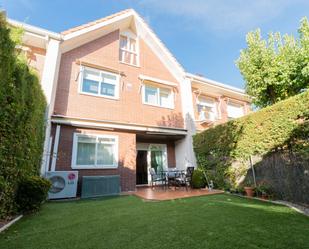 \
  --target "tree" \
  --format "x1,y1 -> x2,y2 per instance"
236,17 -> 309,108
